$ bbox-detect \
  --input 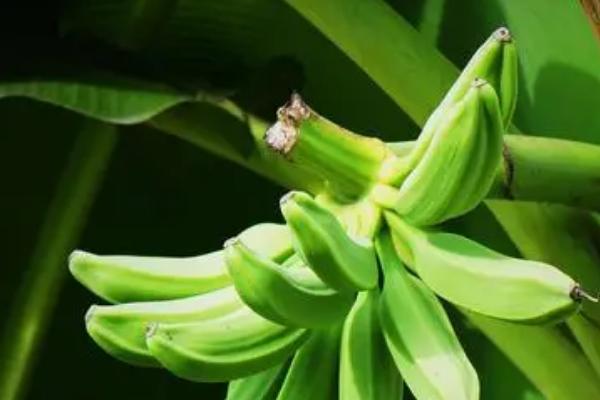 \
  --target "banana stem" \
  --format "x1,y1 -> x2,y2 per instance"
0,120 -> 116,400
490,135 -> 600,210
387,135 -> 600,212
264,93 -> 391,200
